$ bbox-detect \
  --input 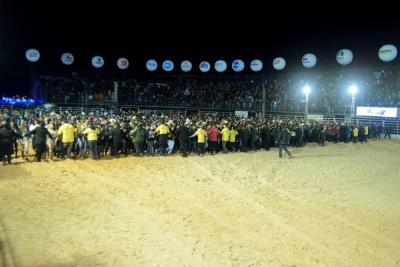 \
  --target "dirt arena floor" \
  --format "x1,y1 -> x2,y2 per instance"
1,139 -> 399,267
